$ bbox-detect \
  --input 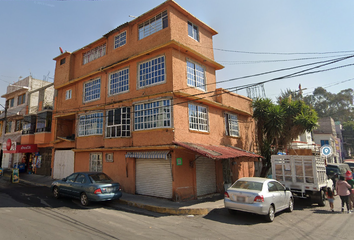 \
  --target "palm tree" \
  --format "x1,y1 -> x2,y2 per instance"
252,97 -> 318,176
